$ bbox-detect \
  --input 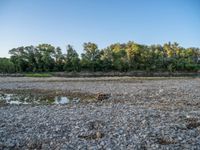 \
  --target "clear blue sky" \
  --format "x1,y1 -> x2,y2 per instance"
0,0 -> 200,57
